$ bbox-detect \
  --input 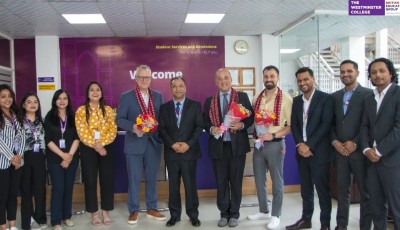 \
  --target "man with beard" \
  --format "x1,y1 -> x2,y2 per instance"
286,67 -> 334,230
247,65 -> 292,230
360,57 -> 400,229
331,60 -> 372,230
